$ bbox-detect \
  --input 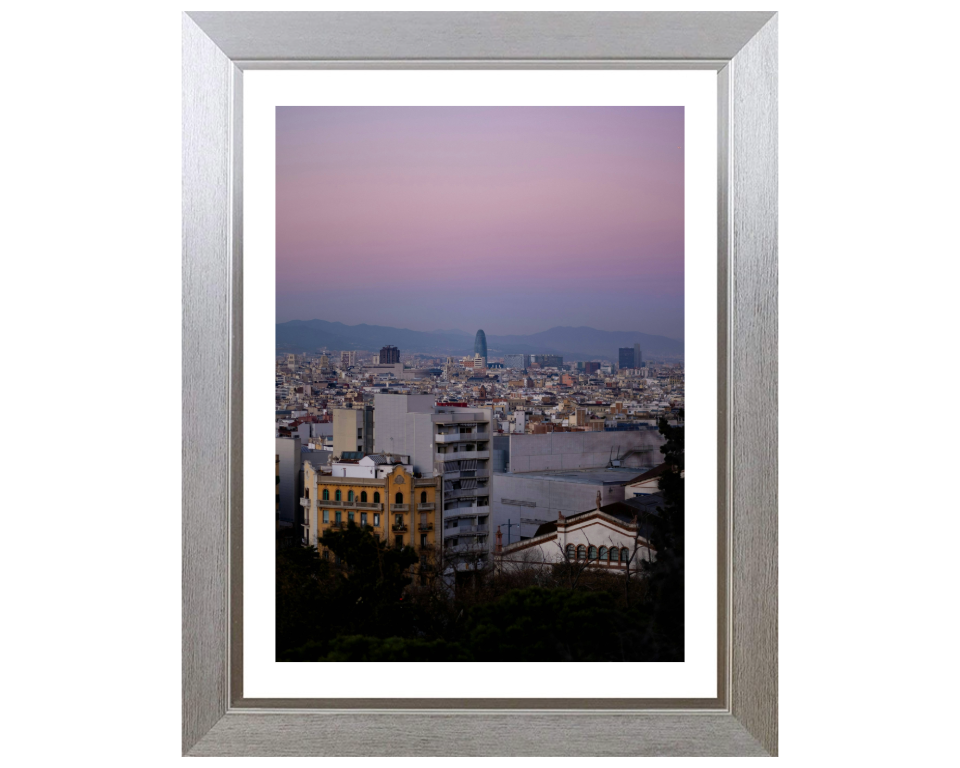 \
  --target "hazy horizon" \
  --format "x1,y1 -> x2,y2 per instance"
277,106 -> 684,340
277,316 -> 683,344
